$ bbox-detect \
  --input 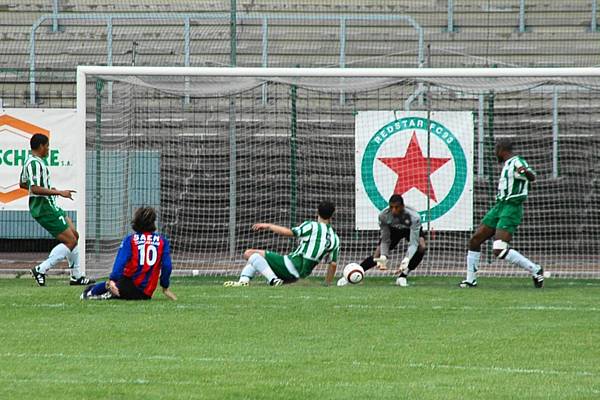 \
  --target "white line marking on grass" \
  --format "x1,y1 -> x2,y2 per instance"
5,301 -> 600,312
2,375 -> 599,396
1,352 -> 596,378
0,376 -> 200,387
332,303 -> 600,312
9,303 -> 67,308
334,304 -> 417,310
5,301 -> 294,311
185,293 -> 389,302
506,305 -> 600,311
0,352 -> 276,366
4,299 -> 599,312
405,362 -> 595,377
175,303 -> 291,310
